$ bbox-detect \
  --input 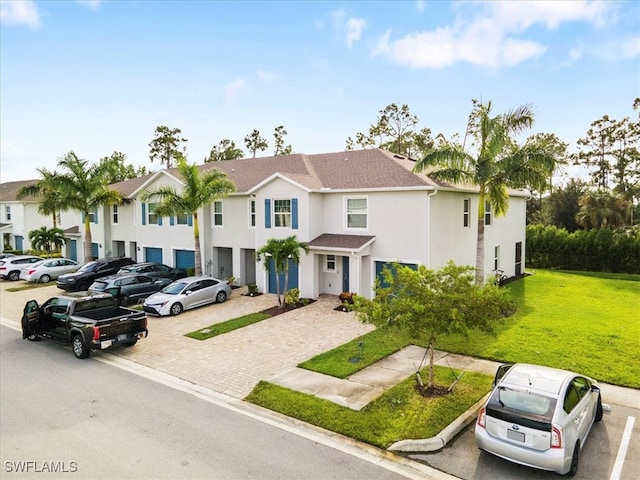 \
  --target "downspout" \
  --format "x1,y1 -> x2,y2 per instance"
426,189 -> 438,269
